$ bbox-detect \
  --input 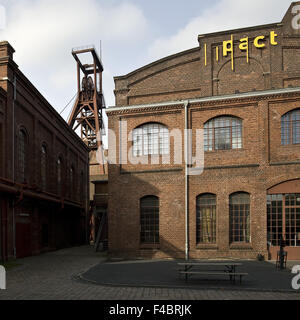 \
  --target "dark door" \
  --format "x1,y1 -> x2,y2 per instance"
16,223 -> 31,258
